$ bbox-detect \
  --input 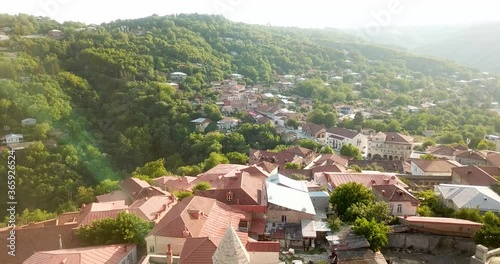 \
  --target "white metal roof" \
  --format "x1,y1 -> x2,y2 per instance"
267,174 -> 308,192
436,184 -> 500,212
266,181 -> 315,215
